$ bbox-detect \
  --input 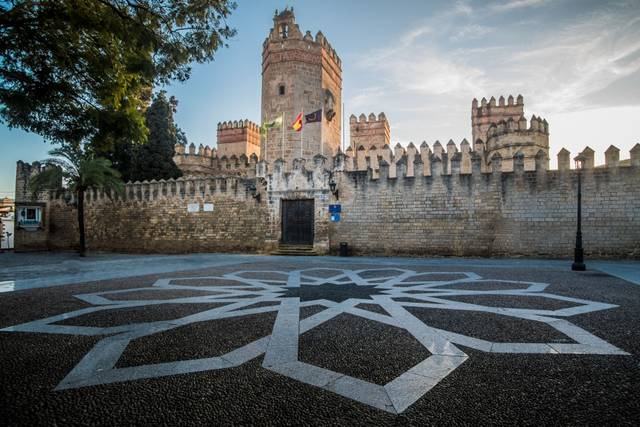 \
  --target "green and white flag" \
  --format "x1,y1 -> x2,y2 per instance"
260,114 -> 283,136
